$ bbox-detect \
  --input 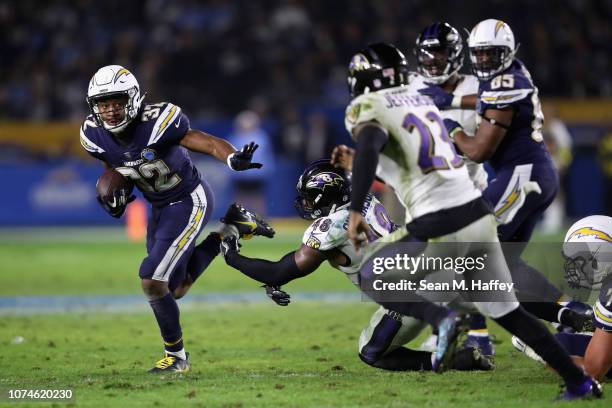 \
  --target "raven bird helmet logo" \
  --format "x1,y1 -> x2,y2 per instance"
349,53 -> 372,73
306,172 -> 344,191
